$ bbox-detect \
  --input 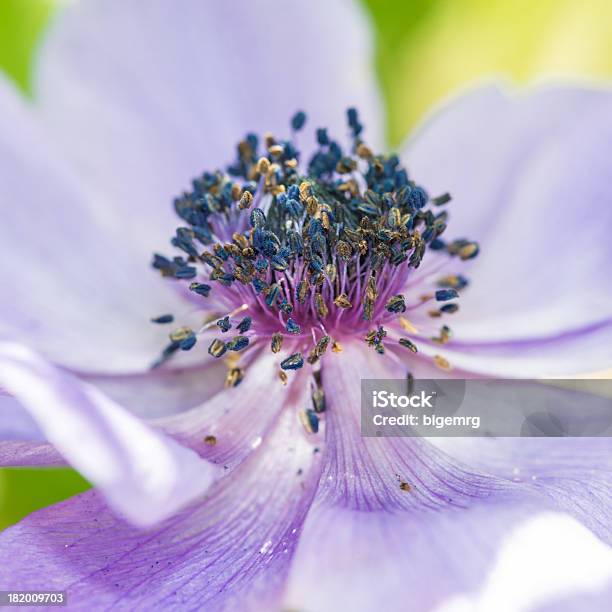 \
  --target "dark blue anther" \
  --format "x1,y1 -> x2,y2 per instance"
192,225 -> 213,245
286,318 -> 301,335
265,284 -> 280,307
243,181 -> 257,194
309,254 -> 324,273
347,107 -> 363,136
237,316 -> 252,333
216,246 -> 230,261
189,282 -> 211,297
250,208 -> 266,228
288,231 -> 303,255
152,254 -> 173,272
179,334 -> 197,351
281,352 -> 304,370
302,409 -> 319,434
395,168 -> 408,187
278,246 -> 292,259
271,255 -> 288,271
252,278 -> 268,294
435,289 -> 459,302
217,272 -> 235,286
429,239 -> 446,250
227,335 -> 249,351
409,186 -> 428,210
246,133 -> 258,151
255,258 -> 268,272
316,128 -> 330,145
439,275 -> 469,290
252,227 -> 265,250
152,341 -> 181,369
262,237 -> 279,257
422,226 -> 435,242
291,110 -> 307,131
284,141 -> 299,160
217,316 -> 231,332
151,314 -> 174,324
286,198 -> 303,217
440,303 -> 459,313
278,298 -> 293,314
175,266 -> 197,279
307,218 -> 323,238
